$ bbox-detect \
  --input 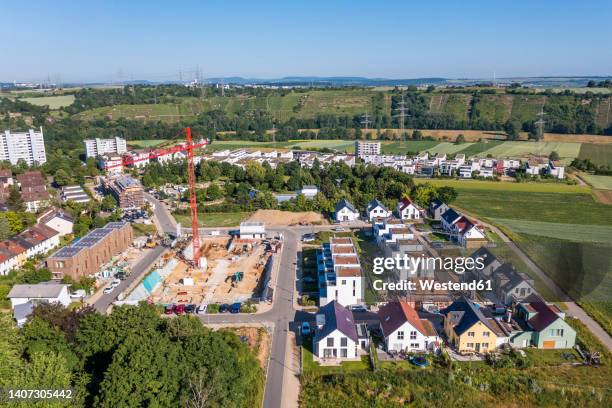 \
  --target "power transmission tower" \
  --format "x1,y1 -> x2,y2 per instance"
535,107 -> 546,140
360,112 -> 372,131
393,95 -> 409,142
